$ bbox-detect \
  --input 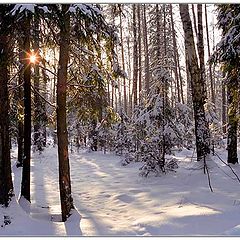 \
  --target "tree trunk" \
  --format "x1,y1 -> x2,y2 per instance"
57,4 -> 74,222
21,13 -> 32,202
170,4 -> 181,103
197,4 -> 206,101
33,10 -> 42,151
0,33 -> 13,206
137,4 -> 142,95
205,4 -> 215,104
119,6 -> 127,113
191,4 -> 198,38
180,4 -> 210,161
222,80 -> 227,135
227,79 -> 239,164
132,4 -> 138,107
17,38 -> 24,167
142,4 -> 150,94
